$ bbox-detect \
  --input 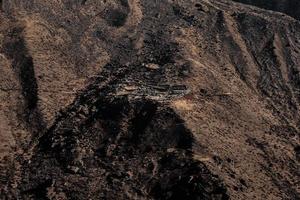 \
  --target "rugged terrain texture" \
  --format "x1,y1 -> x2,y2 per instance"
233,0 -> 300,20
0,0 -> 299,199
